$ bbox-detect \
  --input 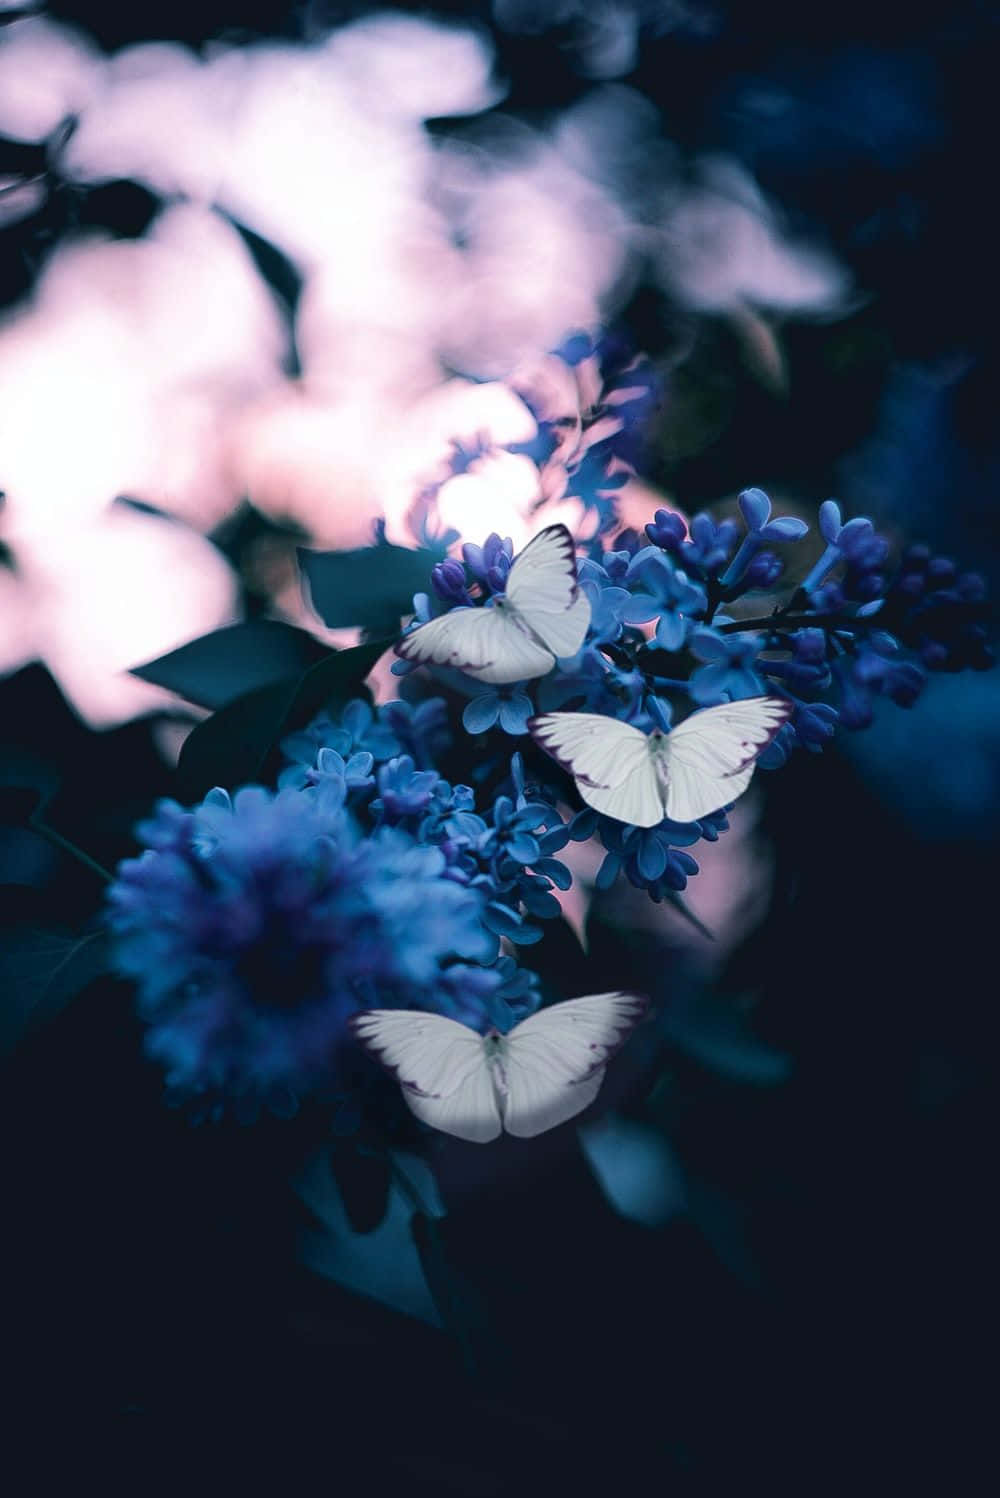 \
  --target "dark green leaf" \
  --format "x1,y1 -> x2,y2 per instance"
329,1144 -> 391,1234
131,619 -> 329,711
300,543 -> 445,630
0,898 -> 110,1059
662,990 -> 792,1086
177,637 -> 392,801
410,1211 -> 488,1372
